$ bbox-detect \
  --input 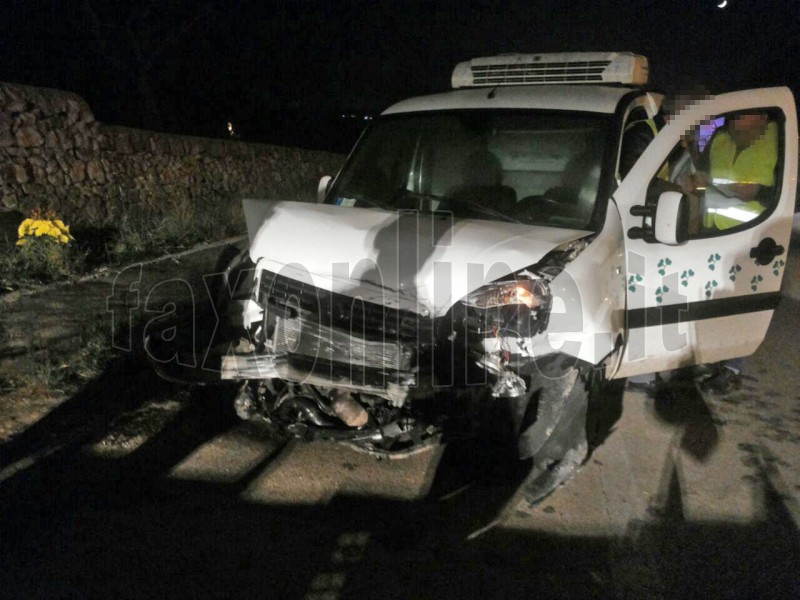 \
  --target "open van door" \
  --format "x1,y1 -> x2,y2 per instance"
613,87 -> 797,378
